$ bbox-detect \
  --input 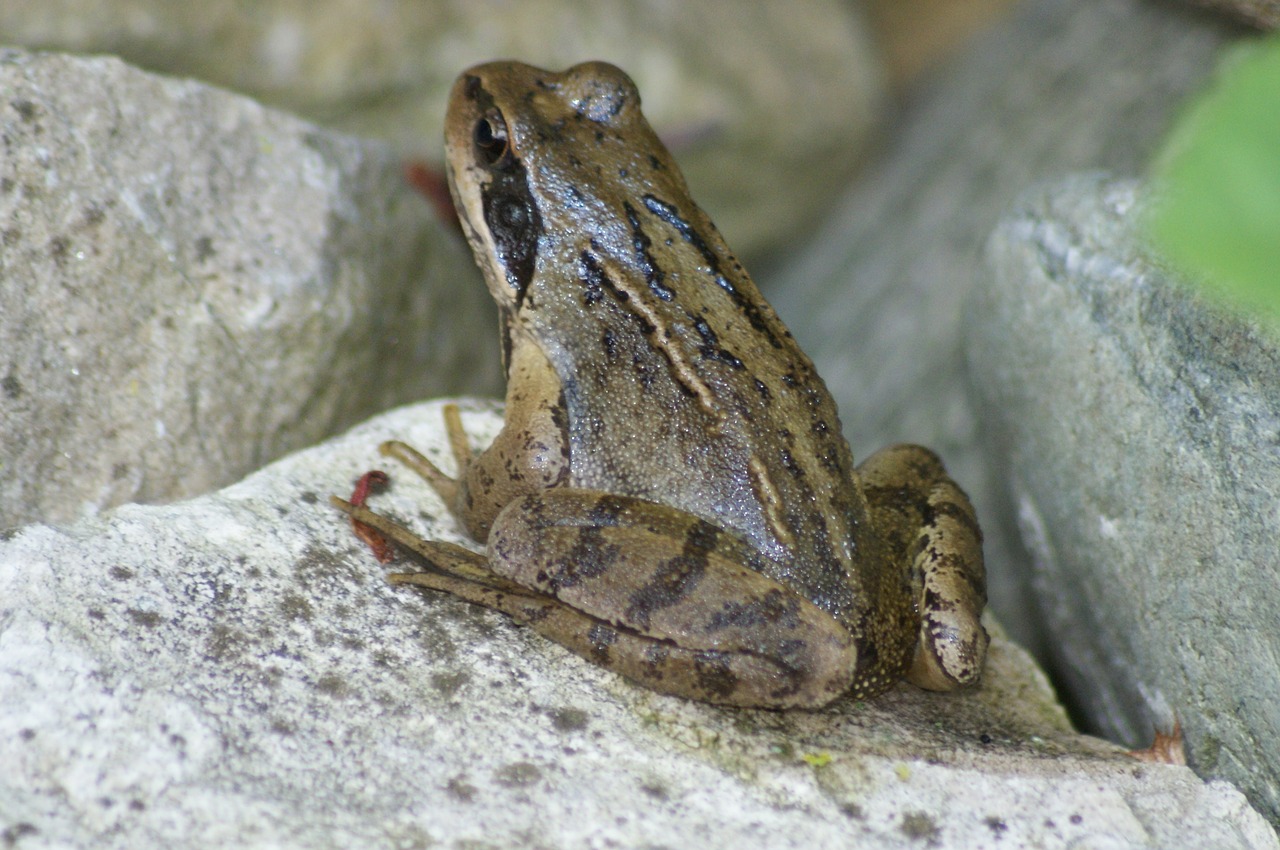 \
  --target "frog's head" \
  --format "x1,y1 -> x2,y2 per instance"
444,61 -> 680,316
